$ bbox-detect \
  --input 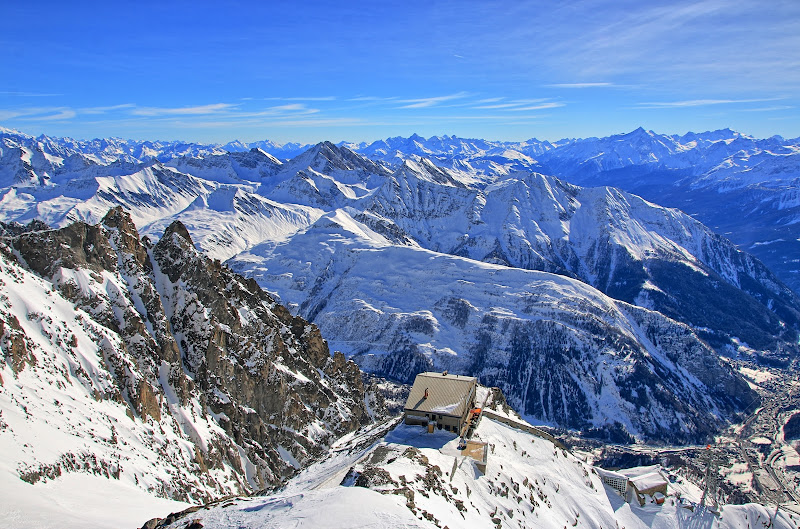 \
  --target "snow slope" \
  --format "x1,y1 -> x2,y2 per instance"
360,164 -> 800,356
229,209 -> 755,442
1,469 -> 189,529
145,414 -> 795,529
